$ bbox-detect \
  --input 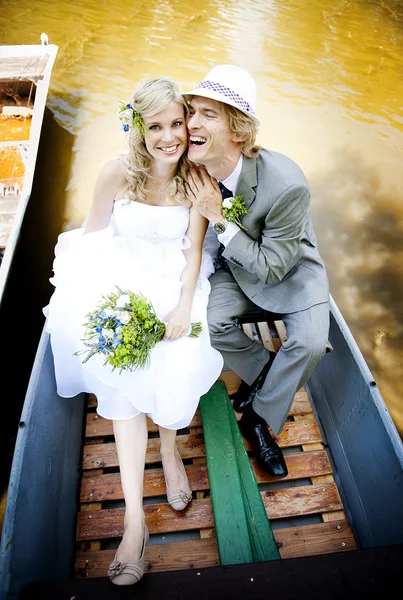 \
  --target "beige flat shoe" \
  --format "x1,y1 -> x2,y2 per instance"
108,524 -> 149,586
164,449 -> 192,511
